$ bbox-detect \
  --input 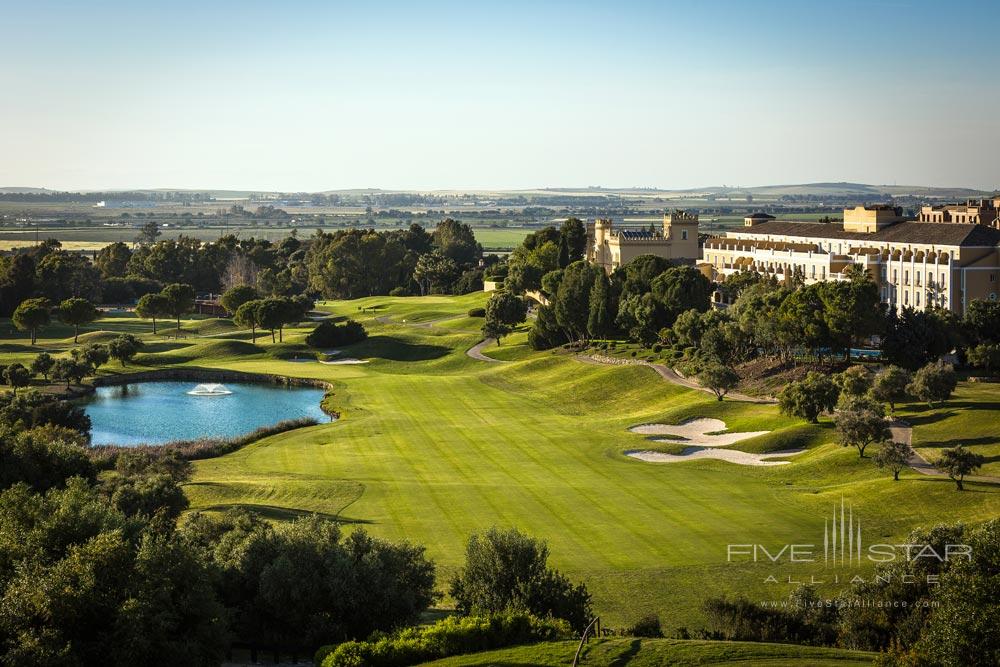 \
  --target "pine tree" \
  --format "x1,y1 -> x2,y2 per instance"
587,270 -> 612,339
